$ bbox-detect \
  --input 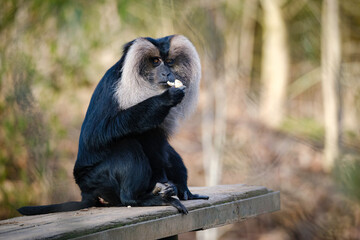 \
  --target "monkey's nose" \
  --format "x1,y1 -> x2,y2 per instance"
165,73 -> 175,83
